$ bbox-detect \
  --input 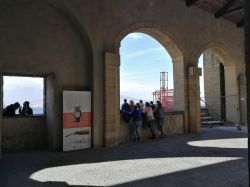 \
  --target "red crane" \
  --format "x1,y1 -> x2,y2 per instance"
153,72 -> 174,110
